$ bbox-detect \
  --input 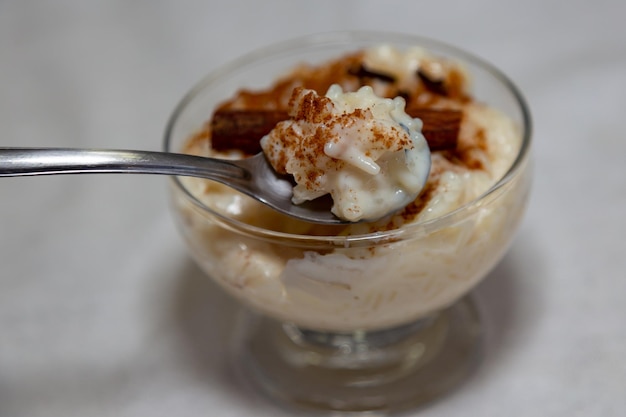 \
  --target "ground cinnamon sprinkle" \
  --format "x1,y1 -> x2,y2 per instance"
209,48 -> 471,156
196,46 -> 495,227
